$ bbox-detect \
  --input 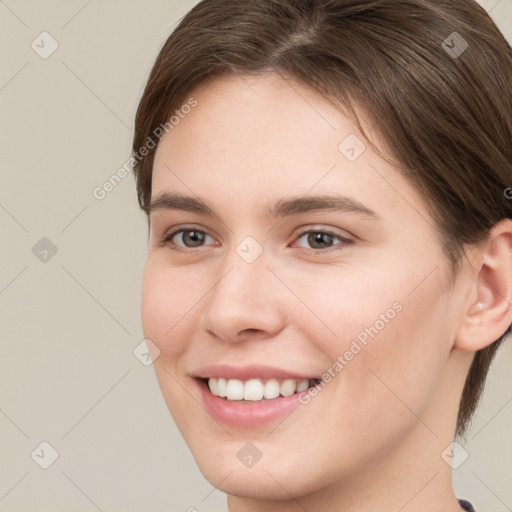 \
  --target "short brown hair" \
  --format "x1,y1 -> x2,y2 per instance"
132,0 -> 512,438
